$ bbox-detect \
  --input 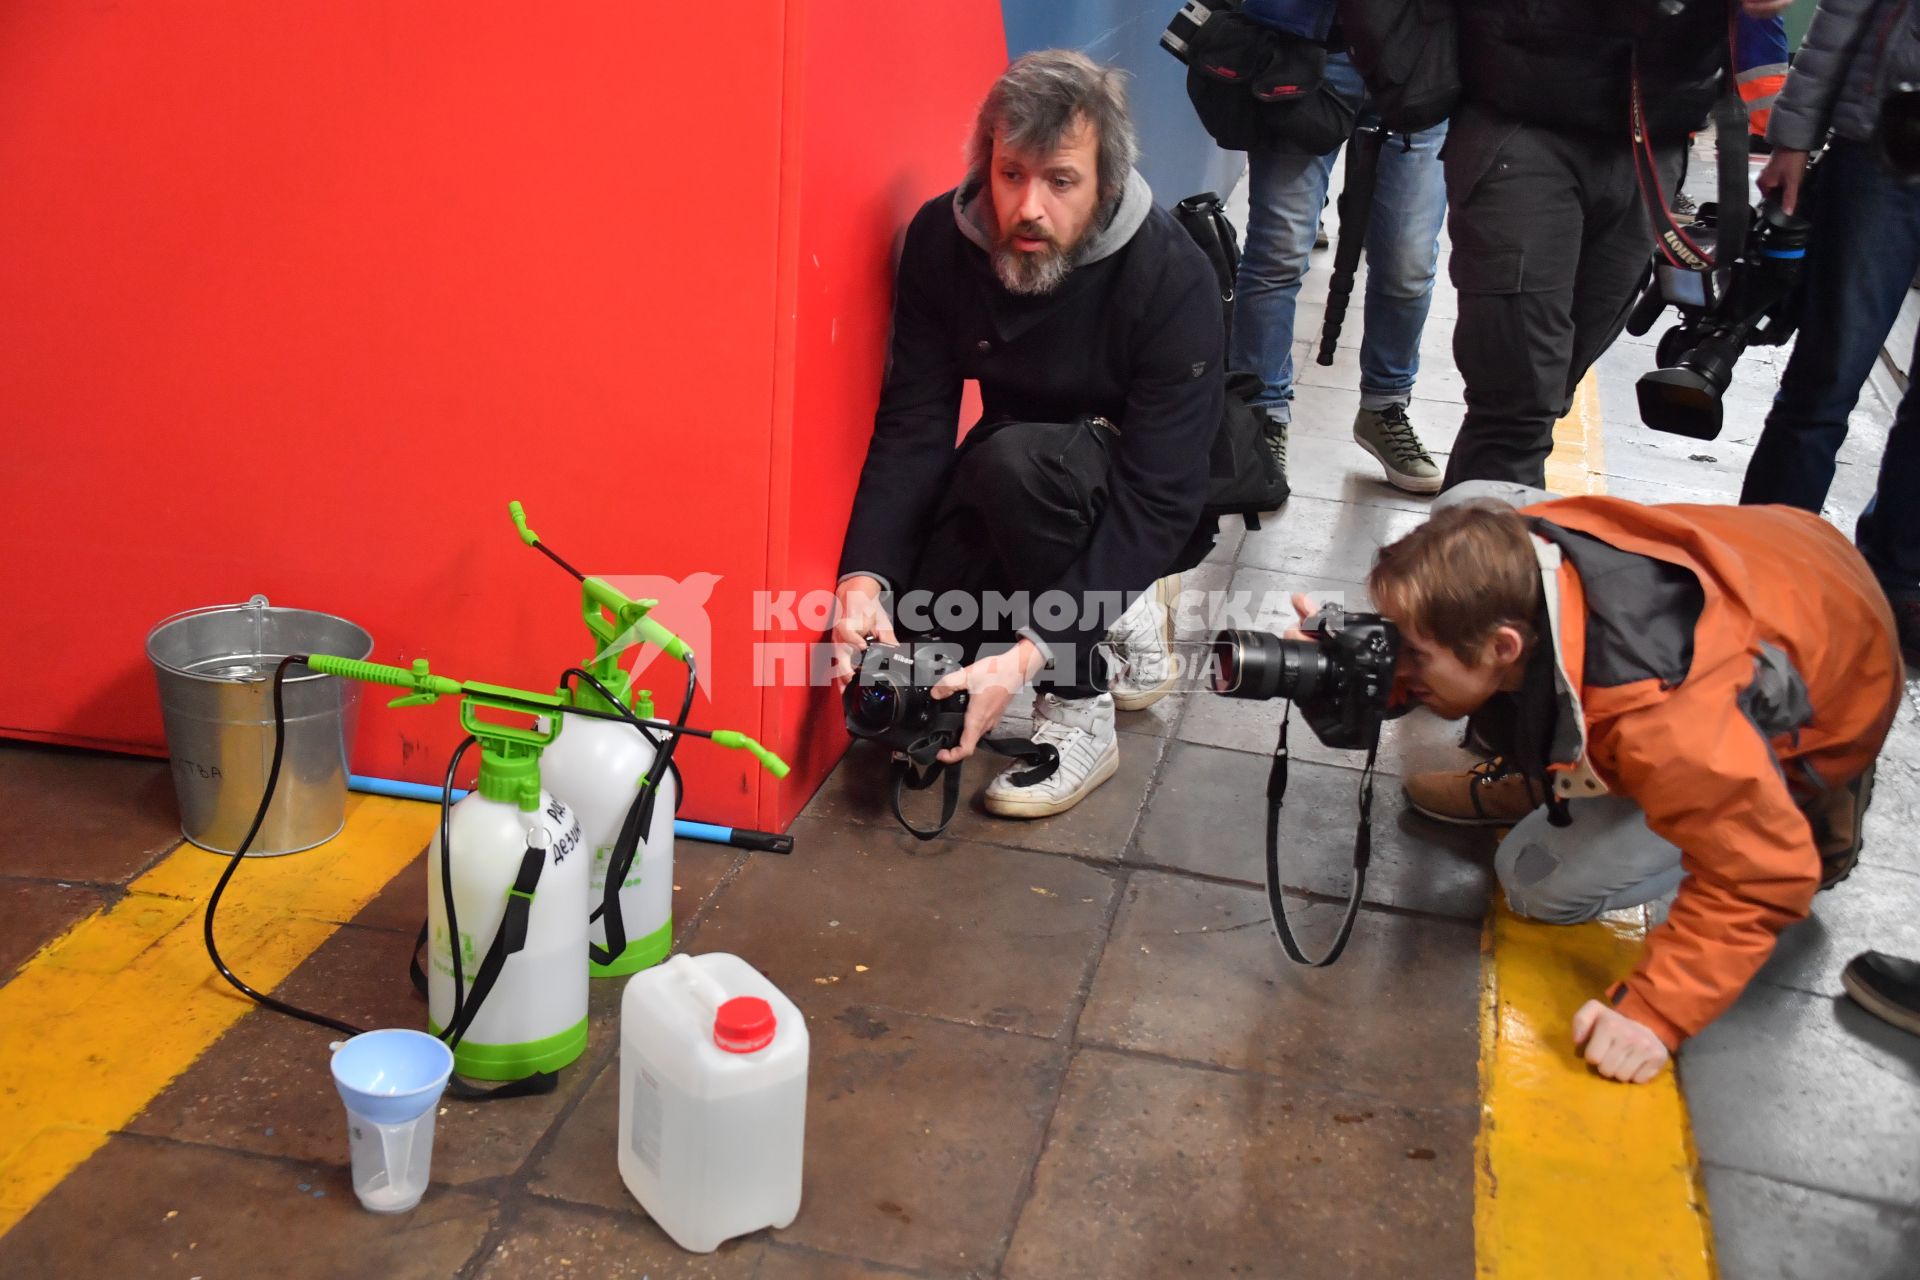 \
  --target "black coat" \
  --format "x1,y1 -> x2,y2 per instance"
839,184 -> 1223,660
1457,0 -> 1727,143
